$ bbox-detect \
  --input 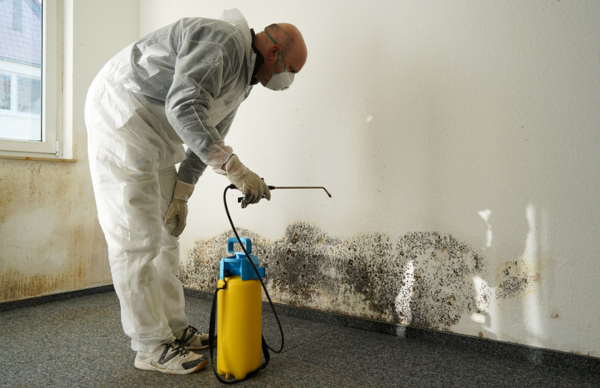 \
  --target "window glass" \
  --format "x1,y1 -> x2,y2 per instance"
17,77 -> 41,114
0,74 -> 10,110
